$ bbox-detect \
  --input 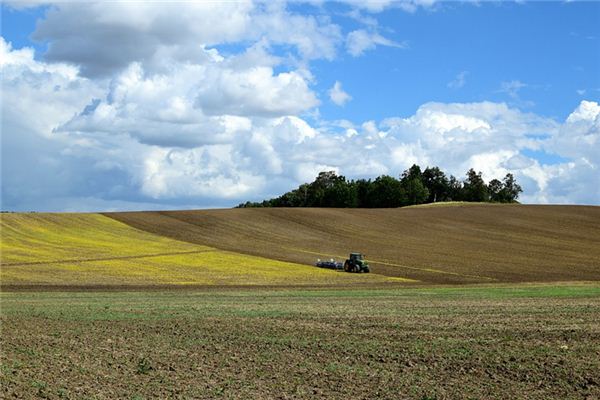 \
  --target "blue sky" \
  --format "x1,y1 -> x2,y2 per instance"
1,1 -> 599,211
315,2 -> 599,122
